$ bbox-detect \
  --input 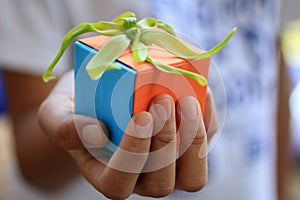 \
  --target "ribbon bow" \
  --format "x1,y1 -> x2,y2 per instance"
43,12 -> 237,86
